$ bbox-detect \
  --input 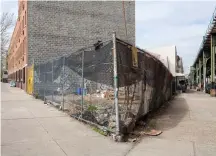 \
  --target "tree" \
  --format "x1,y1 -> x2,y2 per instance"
0,12 -> 14,75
